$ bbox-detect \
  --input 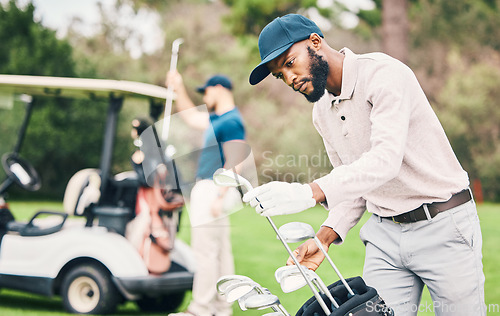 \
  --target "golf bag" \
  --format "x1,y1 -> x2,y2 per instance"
296,276 -> 394,316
